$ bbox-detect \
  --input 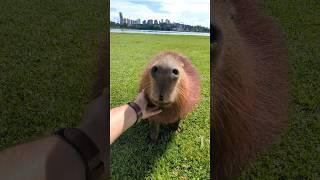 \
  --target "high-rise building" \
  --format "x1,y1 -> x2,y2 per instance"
119,12 -> 123,24
143,20 -> 146,24
154,20 -> 158,24
147,19 -> 153,24
165,19 -> 170,24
